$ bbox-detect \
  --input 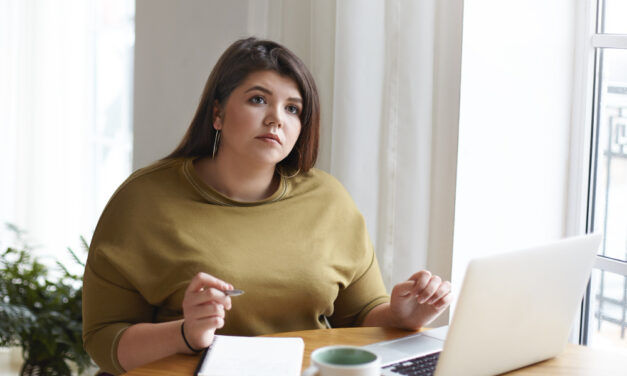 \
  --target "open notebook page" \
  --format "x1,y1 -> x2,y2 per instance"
195,335 -> 304,376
